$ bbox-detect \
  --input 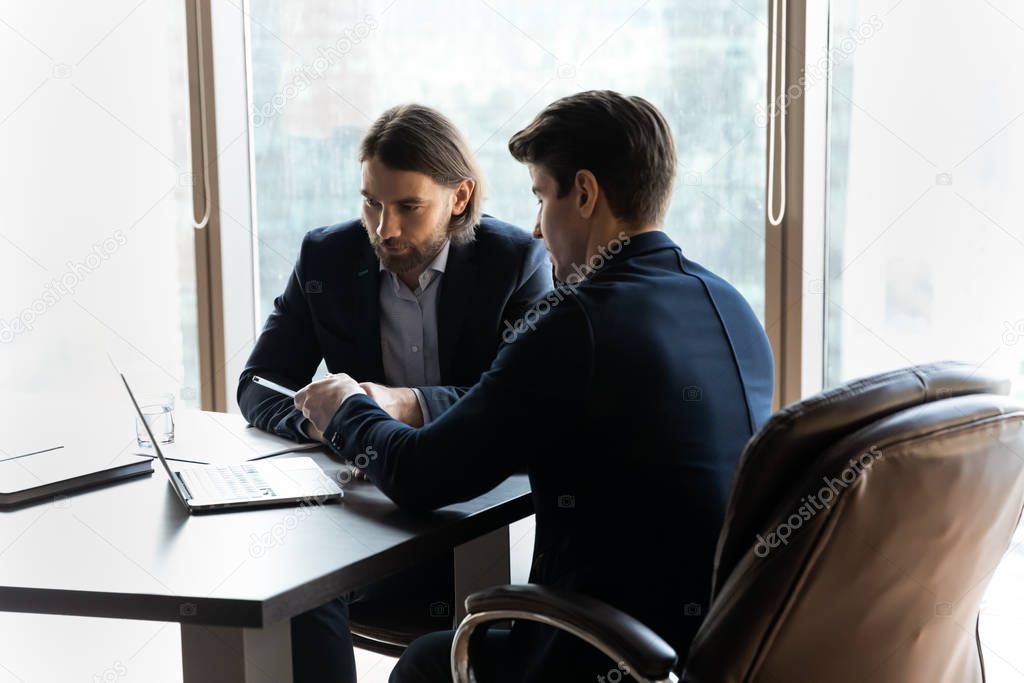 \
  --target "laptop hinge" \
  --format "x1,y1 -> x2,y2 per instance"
174,472 -> 194,501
